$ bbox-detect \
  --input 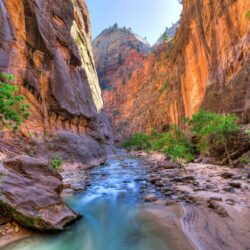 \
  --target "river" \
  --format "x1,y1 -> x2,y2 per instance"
3,154 -> 194,250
